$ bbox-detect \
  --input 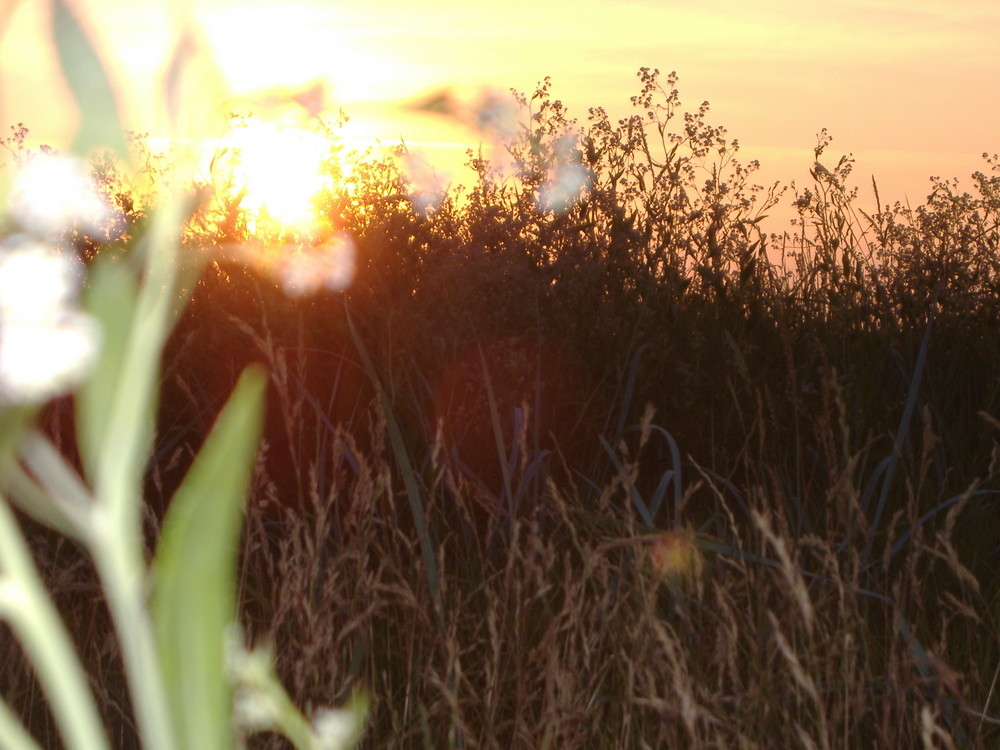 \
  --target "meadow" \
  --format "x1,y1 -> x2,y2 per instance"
3,68 -> 1000,747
